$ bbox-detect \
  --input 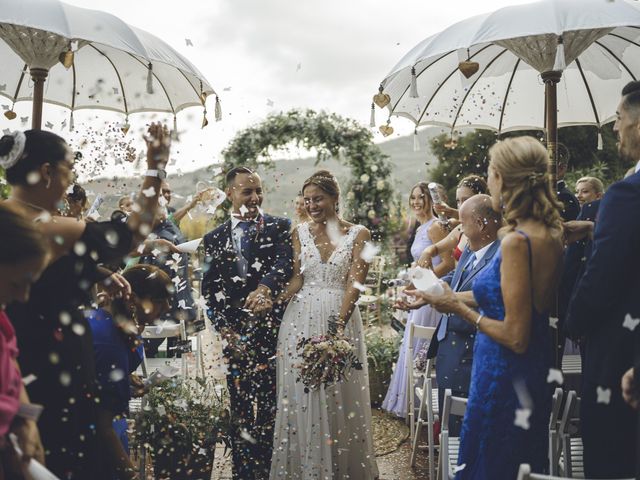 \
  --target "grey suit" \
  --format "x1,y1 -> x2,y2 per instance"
427,241 -> 500,434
